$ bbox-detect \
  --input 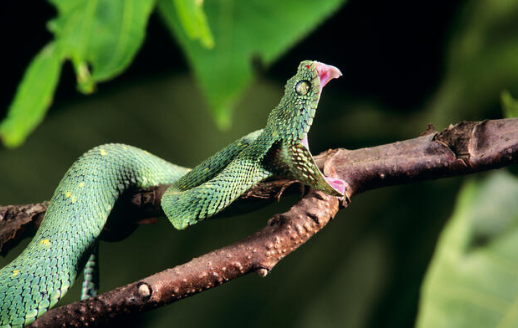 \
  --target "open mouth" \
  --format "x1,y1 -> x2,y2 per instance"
315,61 -> 342,94
300,61 -> 342,151
300,61 -> 346,195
